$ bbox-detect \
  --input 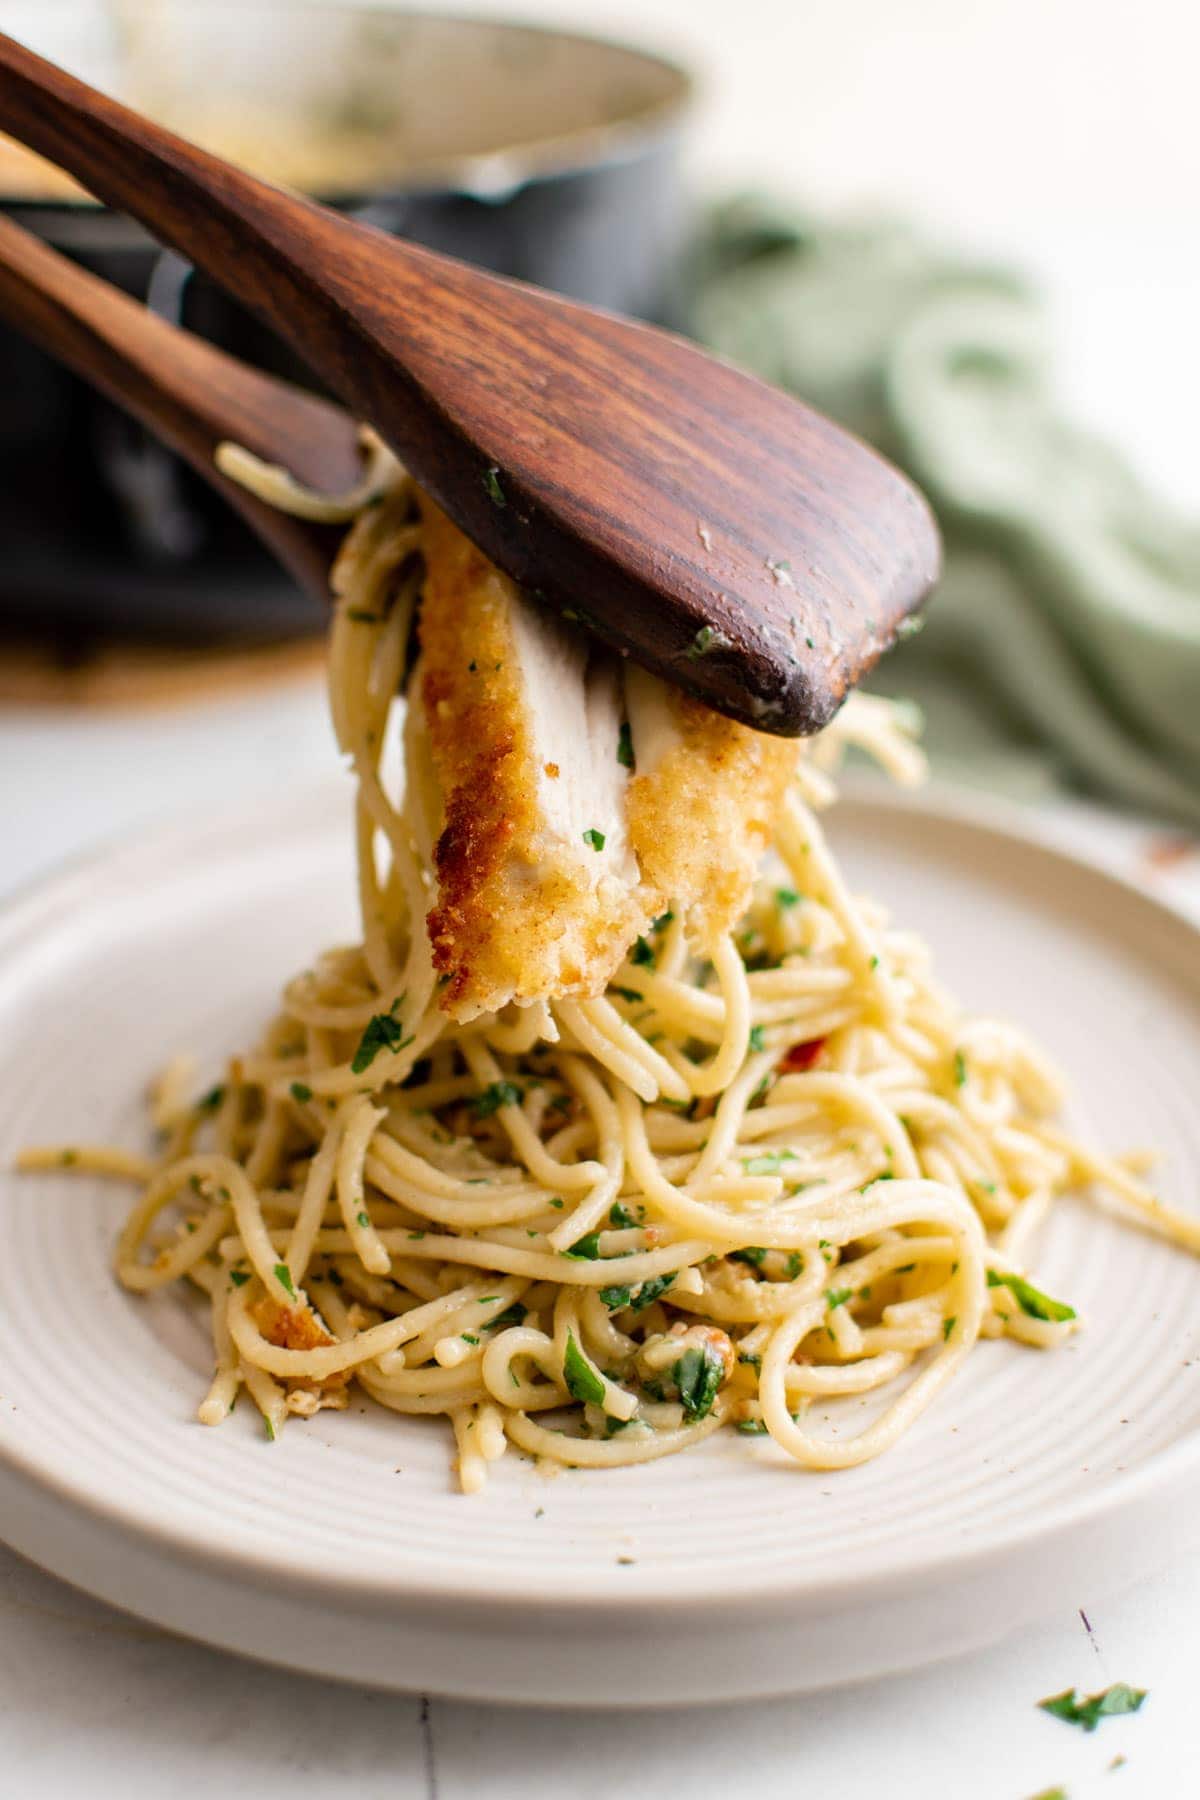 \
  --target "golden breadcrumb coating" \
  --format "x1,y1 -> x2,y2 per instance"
413,503 -> 802,1018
